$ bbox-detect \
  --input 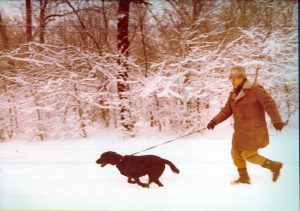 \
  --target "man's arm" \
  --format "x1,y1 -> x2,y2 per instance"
255,84 -> 285,131
254,84 -> 282,124
212,95 -> 233,125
